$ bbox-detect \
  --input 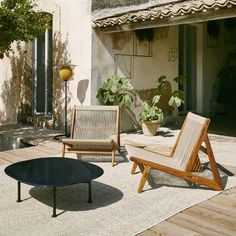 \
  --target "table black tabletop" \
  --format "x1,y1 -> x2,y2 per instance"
4,157 -> 104,187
